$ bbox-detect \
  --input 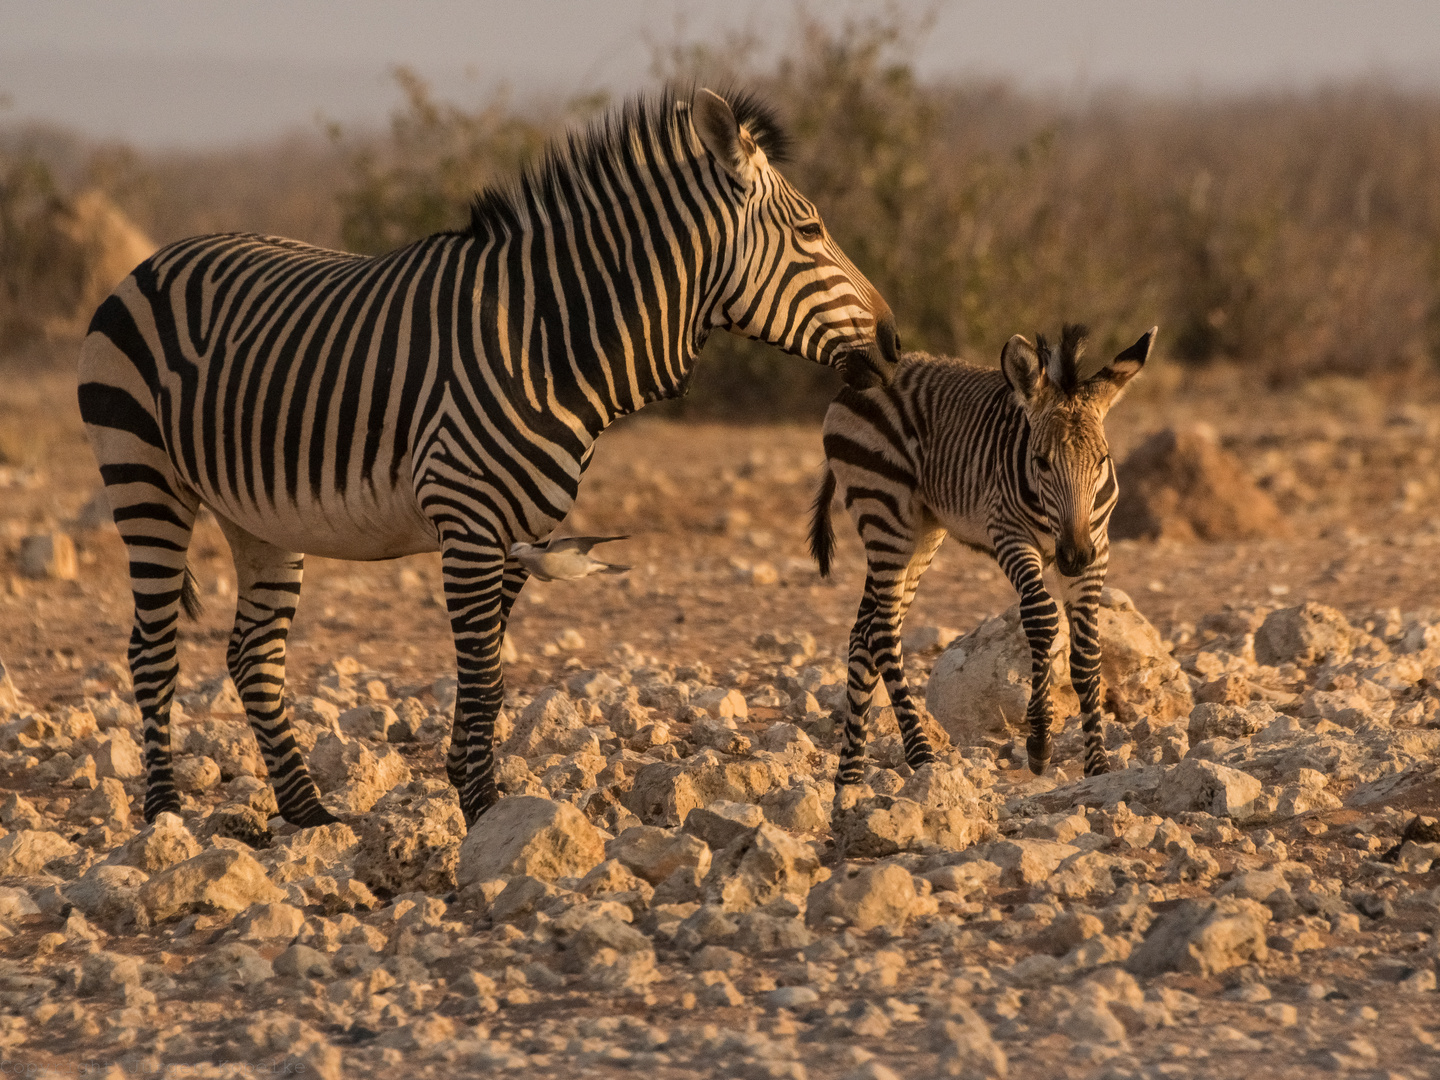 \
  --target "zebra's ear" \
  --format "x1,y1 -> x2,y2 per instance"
1000,334 -> 1047,410
693,88 -> 761,186
1088,326 -> 1156,409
